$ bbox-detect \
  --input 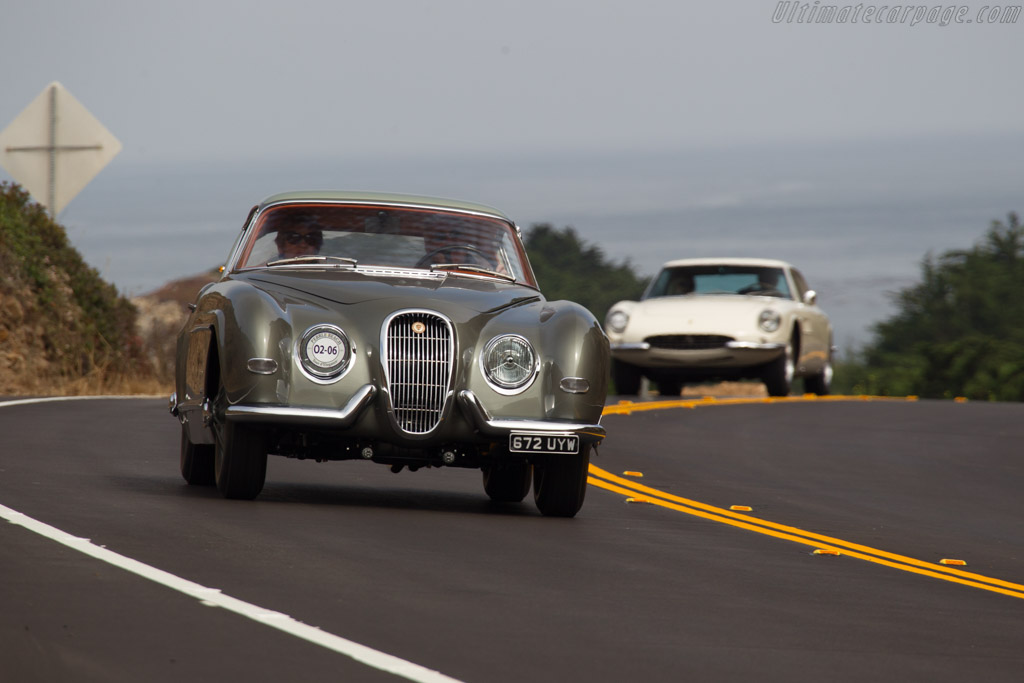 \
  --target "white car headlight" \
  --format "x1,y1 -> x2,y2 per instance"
758,309 -> 781,333
606,310 -> 629,333
299,324 -> 352,380
481,334 -> 537,393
